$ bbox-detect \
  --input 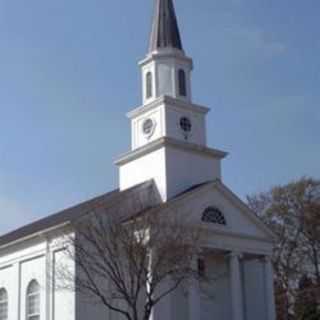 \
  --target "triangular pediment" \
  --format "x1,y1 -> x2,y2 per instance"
166,180 -> 275,242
